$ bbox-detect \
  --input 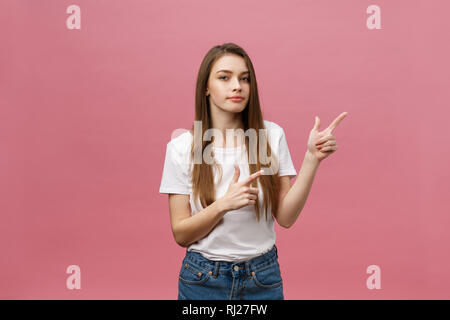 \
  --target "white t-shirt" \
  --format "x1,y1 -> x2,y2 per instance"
159,120 -> 297,262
